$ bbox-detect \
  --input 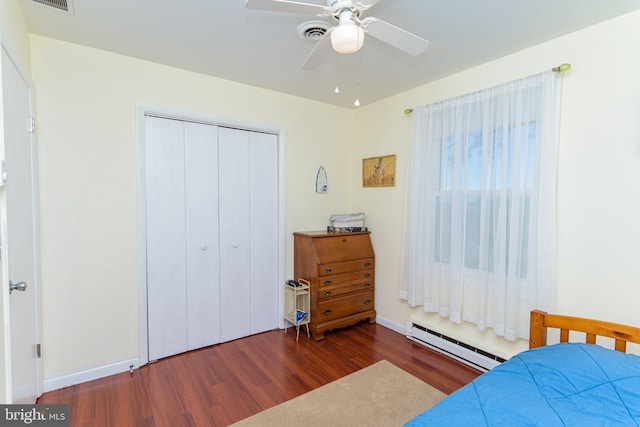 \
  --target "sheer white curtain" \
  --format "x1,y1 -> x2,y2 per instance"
400,71 -> 561,340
